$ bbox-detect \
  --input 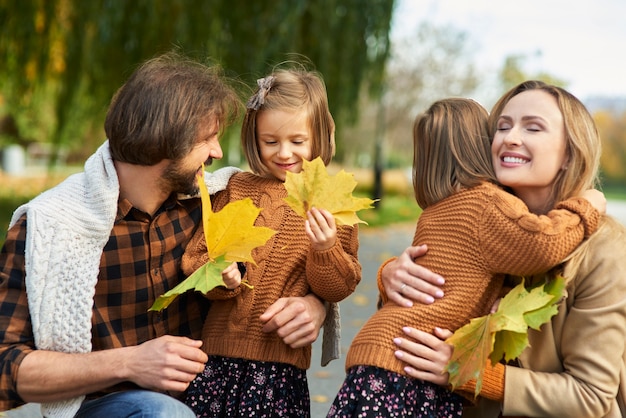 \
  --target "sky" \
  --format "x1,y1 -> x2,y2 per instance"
391,0 -> 626,104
